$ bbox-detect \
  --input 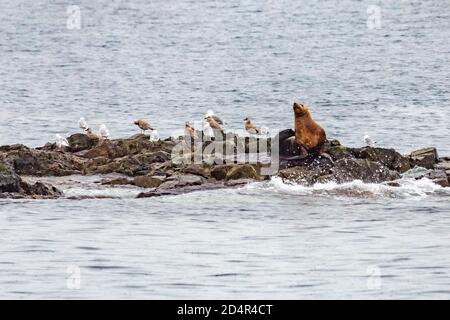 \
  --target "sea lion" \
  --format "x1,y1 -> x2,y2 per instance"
293,102 -> 327,156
